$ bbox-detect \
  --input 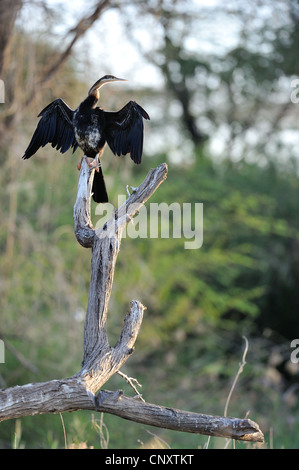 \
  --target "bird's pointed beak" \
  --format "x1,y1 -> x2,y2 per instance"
106,77 -> 128,85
